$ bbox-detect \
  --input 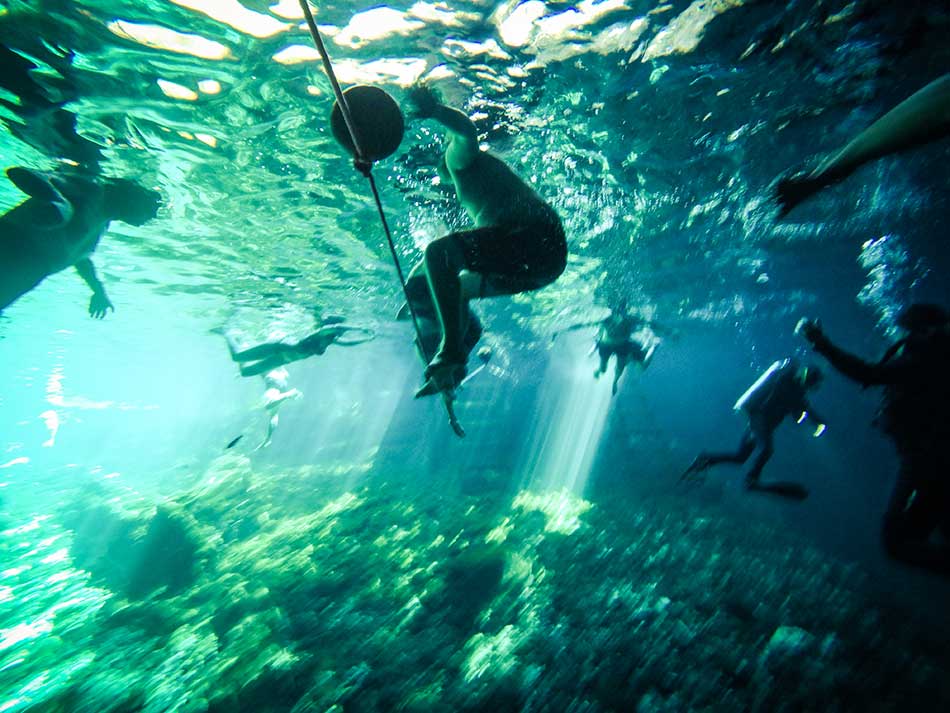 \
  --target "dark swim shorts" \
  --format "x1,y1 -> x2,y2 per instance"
450,218 -> 567,296
598,340 -> 648,362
